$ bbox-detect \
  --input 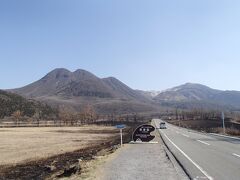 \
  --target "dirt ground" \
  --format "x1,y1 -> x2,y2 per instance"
0,126 -> 118,166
